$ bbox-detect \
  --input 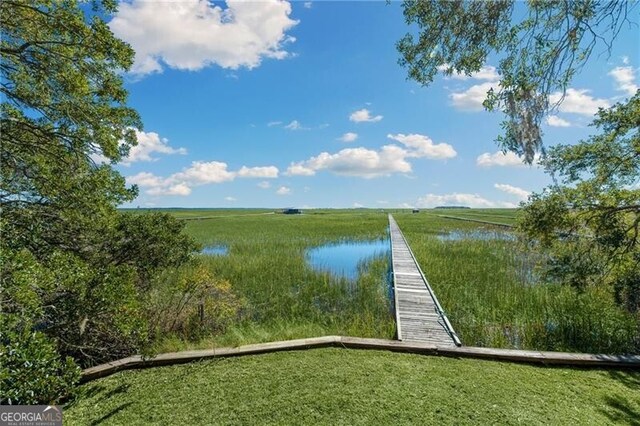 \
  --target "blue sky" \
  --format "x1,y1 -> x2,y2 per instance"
108,1 -> 639,209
